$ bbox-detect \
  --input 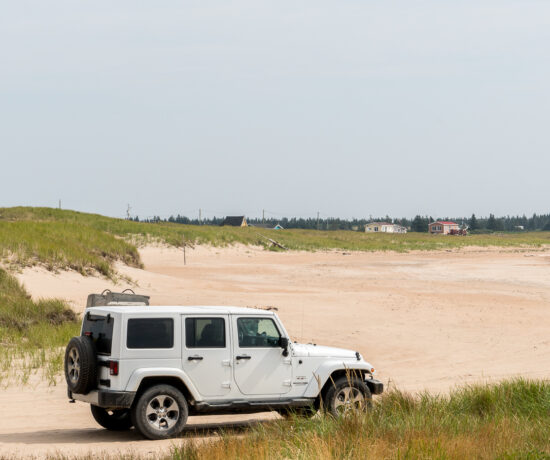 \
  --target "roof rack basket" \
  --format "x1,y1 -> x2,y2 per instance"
86,289 -> 150,307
